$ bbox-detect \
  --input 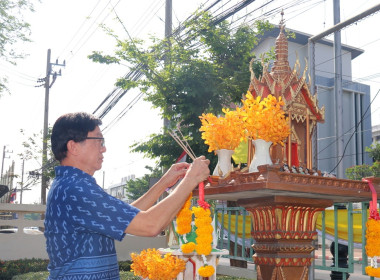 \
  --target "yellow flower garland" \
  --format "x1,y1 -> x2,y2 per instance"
365,218 -> 380,276
175,196 -> 216,278
193,206 -> 213,256
192,206 -> 215,277
176,194 -> 193,236
365,218 -> 380,256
